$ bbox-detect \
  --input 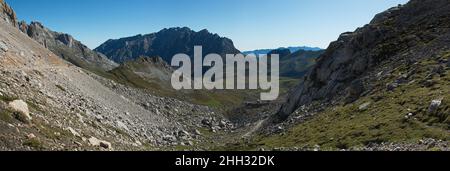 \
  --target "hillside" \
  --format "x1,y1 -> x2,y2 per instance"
221,0 -> 450,151
104,56 -> 263,110
0,0 -> 232,151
